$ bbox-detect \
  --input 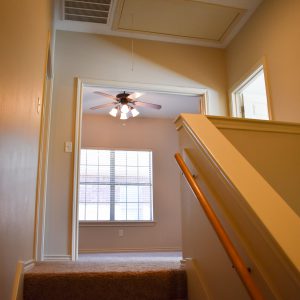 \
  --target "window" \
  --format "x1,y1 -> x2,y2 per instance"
231,66 -> 271,120
79,149 -> 153,222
